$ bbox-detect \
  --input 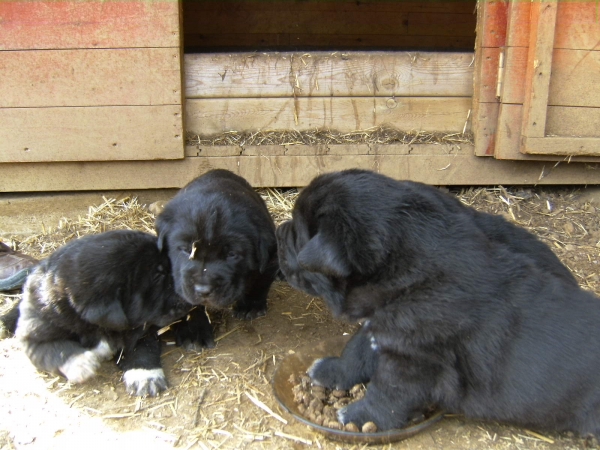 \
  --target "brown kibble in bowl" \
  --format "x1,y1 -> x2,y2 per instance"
332,389 -> 347,398
362,421 -> 378,433
327,420 -> 342,430
344,422 -> 359,432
